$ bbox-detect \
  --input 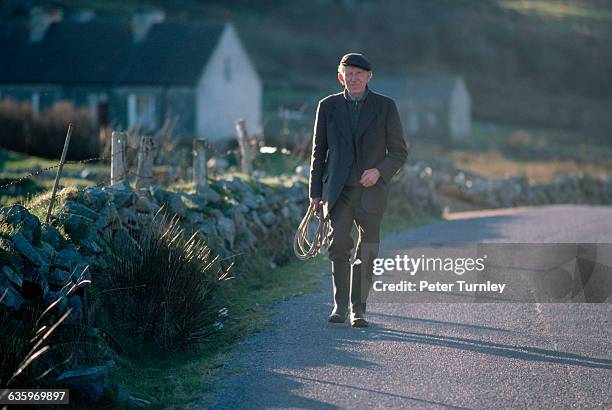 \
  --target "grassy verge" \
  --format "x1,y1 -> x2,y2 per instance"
100,212 -> 437,409
99,253 -> 327,408
0,148 -> 102,207
411,122 -> 612,182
